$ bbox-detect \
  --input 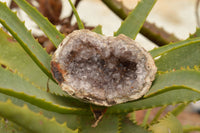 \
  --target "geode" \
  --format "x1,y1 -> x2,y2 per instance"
51,29 -> 157,106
